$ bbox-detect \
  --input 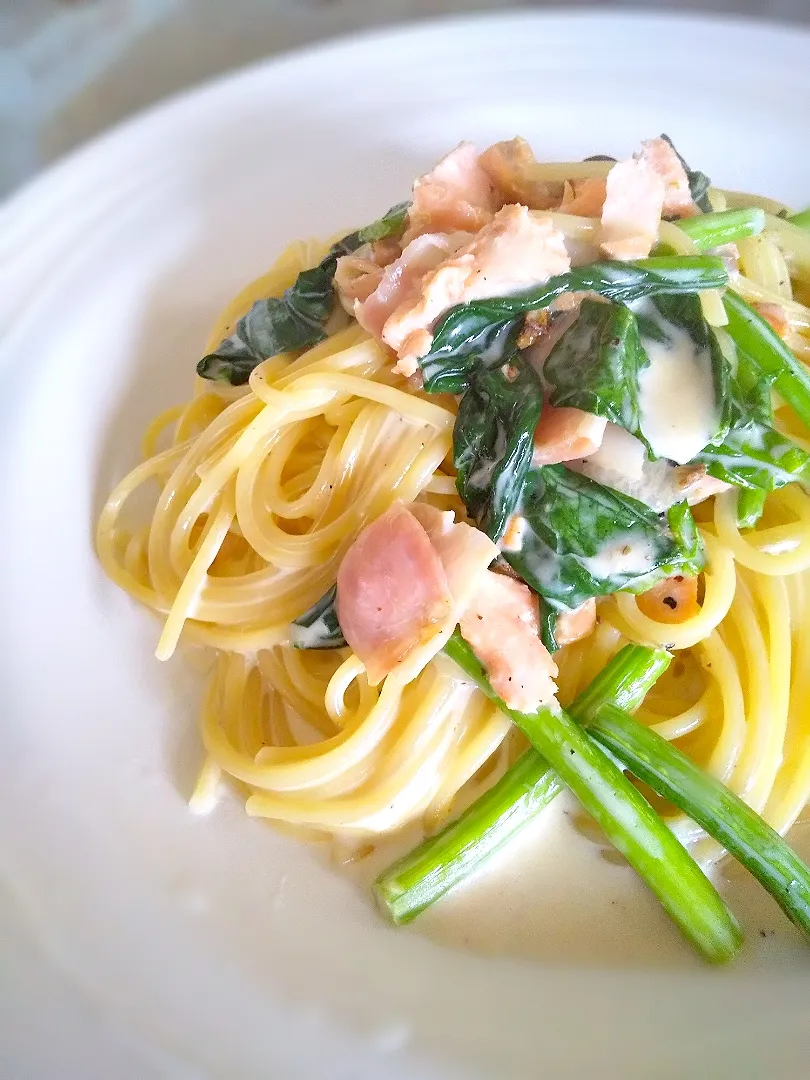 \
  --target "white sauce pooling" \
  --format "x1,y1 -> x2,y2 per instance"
634,297 -> 719,465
